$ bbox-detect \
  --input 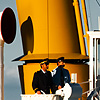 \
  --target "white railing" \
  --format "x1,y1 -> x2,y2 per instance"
21,94 -> 61,100
21,83 -> 82,100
